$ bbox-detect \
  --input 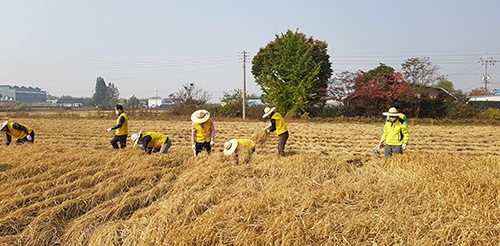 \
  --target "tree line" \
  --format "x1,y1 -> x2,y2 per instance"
80,29 -> 496,119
